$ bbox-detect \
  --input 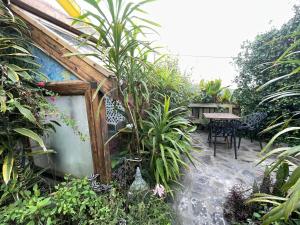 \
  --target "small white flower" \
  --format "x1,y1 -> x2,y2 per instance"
153,184 -> 165,198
